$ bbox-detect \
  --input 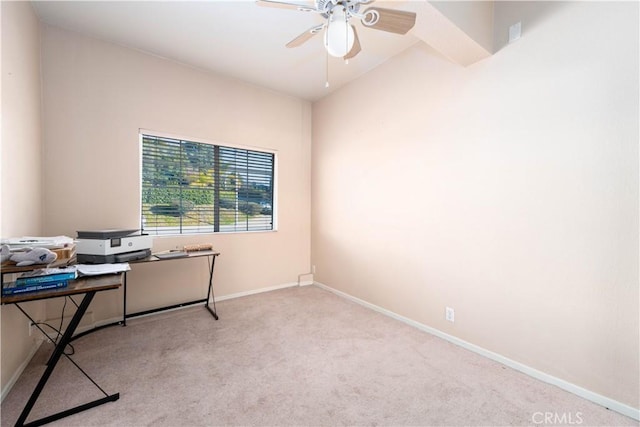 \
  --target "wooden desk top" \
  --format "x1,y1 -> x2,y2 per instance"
1,249 -> 218,304
131,249 -> 220,264
1,250 -> 219,272
1,273 -> 123,304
